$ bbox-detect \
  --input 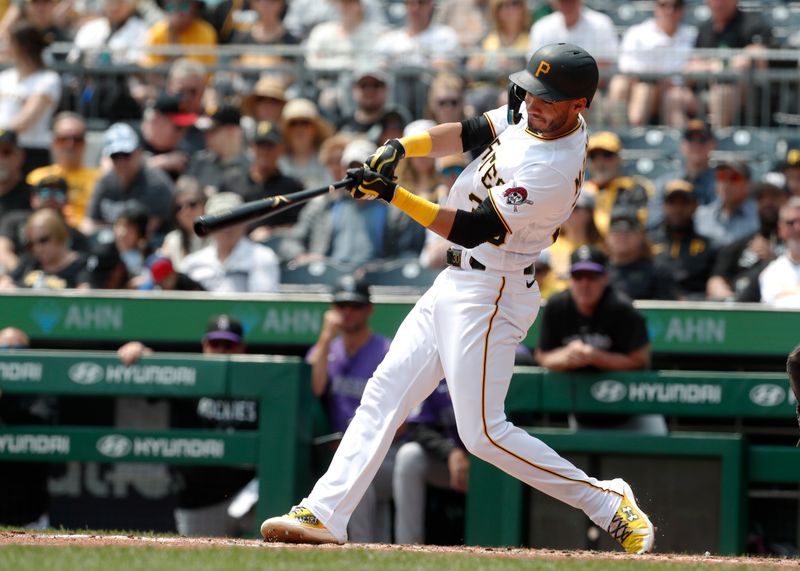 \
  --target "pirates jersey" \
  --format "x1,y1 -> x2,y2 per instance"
445,105 -> 588,272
